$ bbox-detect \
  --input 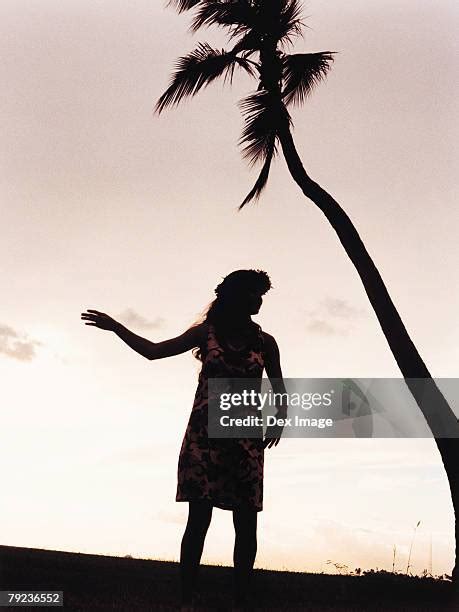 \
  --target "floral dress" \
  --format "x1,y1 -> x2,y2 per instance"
176,323 -> 265,512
